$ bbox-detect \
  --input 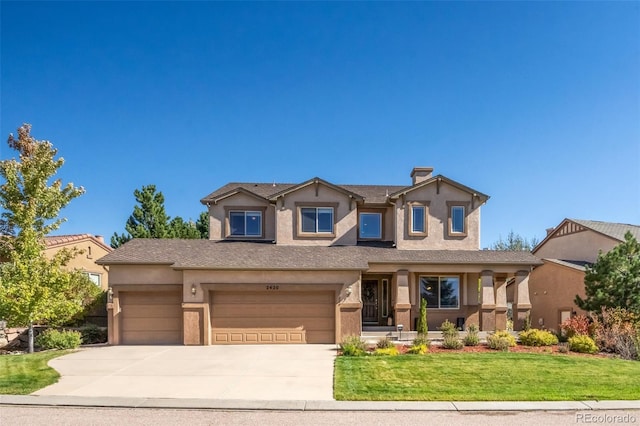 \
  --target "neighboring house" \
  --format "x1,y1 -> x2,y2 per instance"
43,234 -> 112,291
530,219 -> 640,331
97,167 -> 540,345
